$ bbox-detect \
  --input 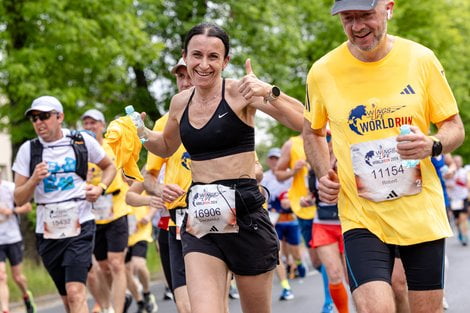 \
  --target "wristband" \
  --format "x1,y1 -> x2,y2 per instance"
98,183 -> 108,195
